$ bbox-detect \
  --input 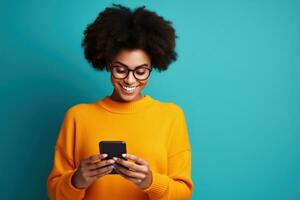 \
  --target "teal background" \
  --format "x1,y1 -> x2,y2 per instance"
0,0 -> 299,199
